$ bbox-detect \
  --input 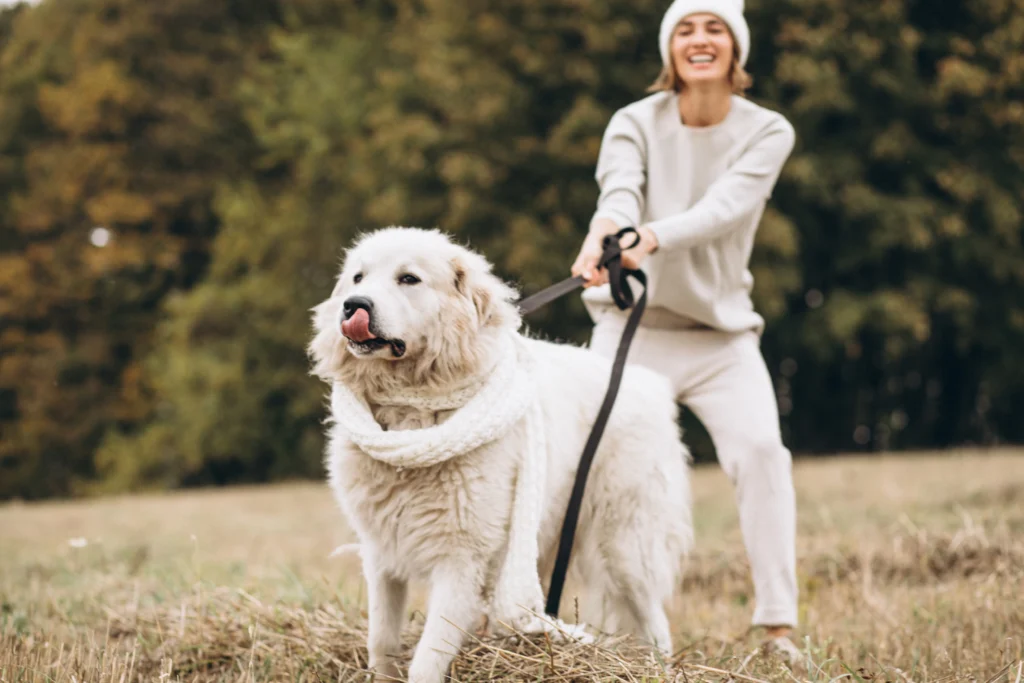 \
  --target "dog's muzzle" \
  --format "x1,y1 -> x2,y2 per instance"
341,296 -> 377,343
340,295 -> 406,358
